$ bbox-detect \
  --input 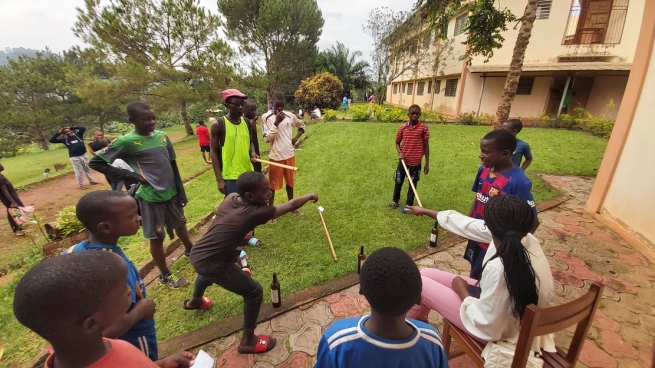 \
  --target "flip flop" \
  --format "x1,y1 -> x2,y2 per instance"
400,207 -> 412,215
237,335 -> 277,354
182,296 -> 212,310
389,202 -> 399,210
292,209 -> 303,217
269,219 -> 277,224
14,231 -> 25,236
